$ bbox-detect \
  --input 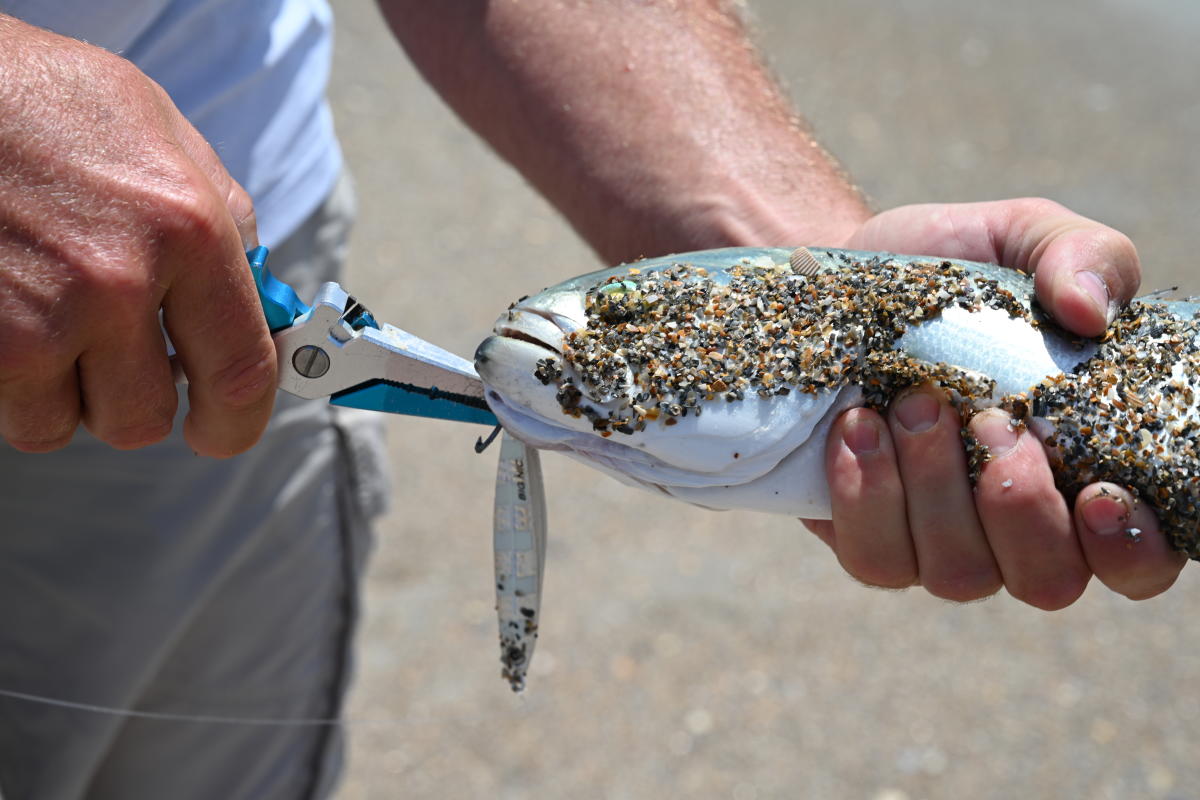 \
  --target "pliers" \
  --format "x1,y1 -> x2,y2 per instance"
247,246 -> 498,427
